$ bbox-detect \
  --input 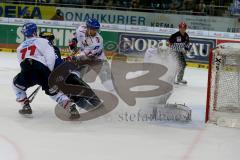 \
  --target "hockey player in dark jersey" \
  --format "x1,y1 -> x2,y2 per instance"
39,31 -> 63,68
169,22 -> 191,84
39,31 -> 102,111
